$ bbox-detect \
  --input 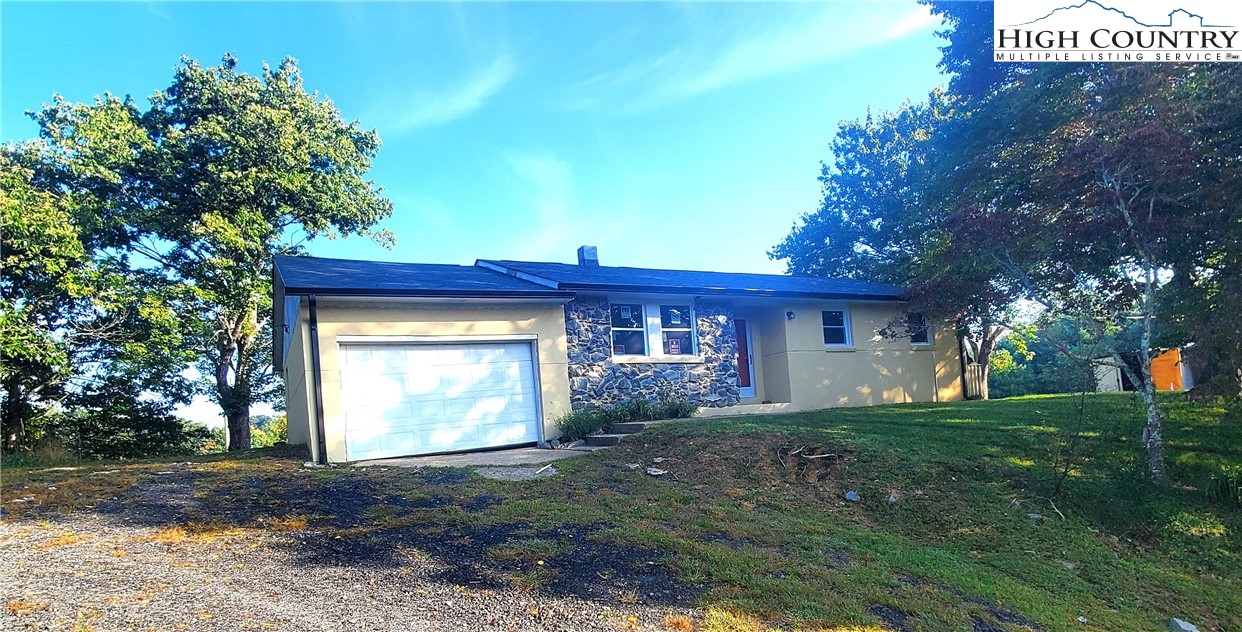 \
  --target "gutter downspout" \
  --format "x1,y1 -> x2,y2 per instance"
308,294 -> 329,465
